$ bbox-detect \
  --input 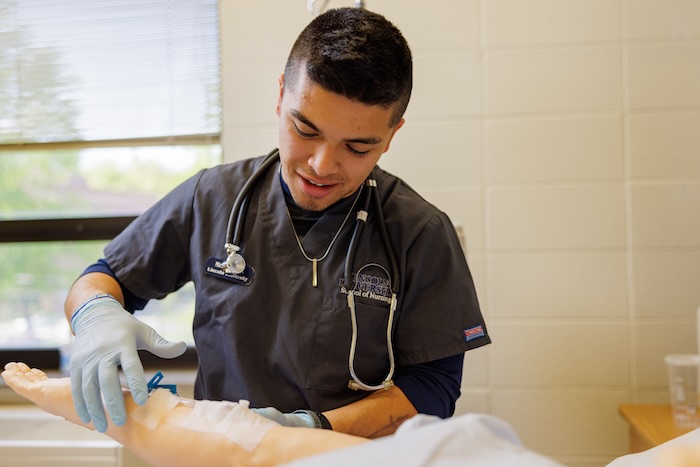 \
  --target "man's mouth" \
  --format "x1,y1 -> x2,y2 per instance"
299,174 -> 337,196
